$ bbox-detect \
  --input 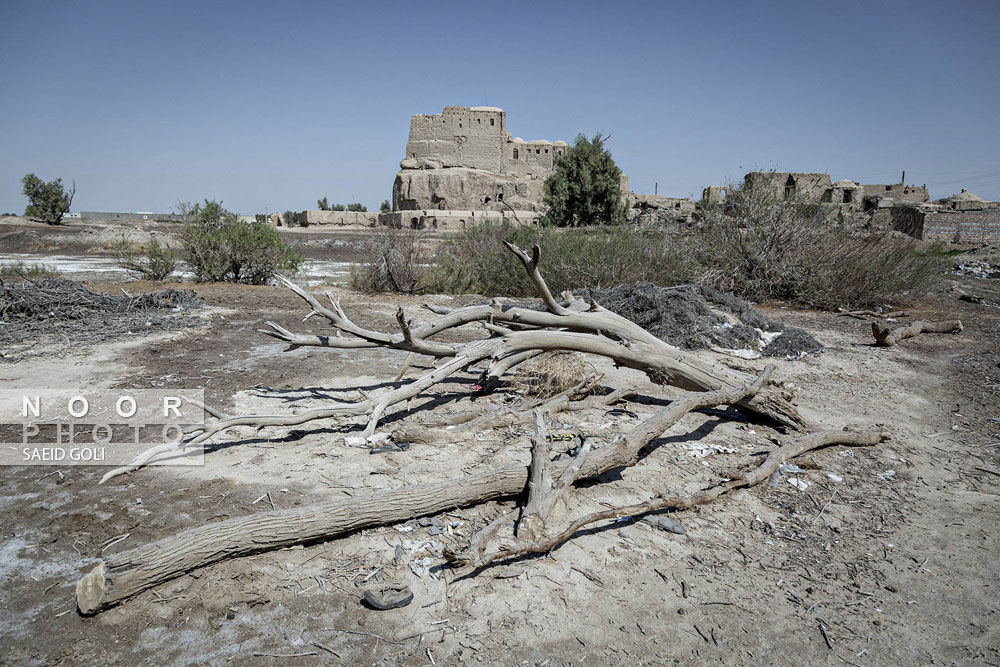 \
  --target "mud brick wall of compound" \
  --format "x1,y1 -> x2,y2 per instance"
922,210 -> 1000,243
